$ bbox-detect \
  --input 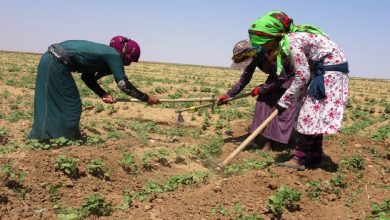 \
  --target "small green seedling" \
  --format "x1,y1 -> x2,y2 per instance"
267,185 -> 301,216
87,159 -> 111,180
370,199 -> 390,219
211,206 -> 230,217
81,194 -> 113,217
86,135 -> 105,146
330,172 -> 347,189
43,183 -> 62,209
94,103 -> 104,113
0,163 -> 30,200
0,162 -> 26,184
305,181 -> 324,200
164,172 -> 209,192
340,155 -> 365,171
120,153 -> 139,174
0,127 -> 9,144
55,155 -> 79,178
